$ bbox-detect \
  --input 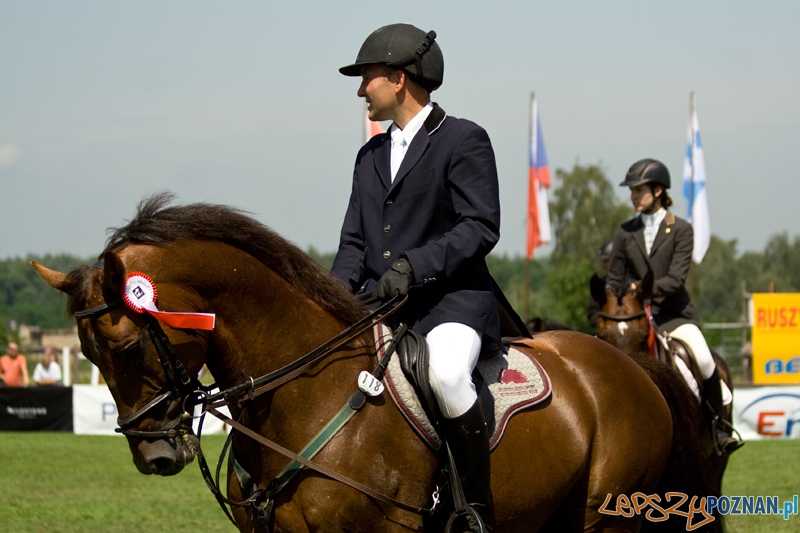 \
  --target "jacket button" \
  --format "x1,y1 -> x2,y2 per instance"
383,225 -> 391,233
383,251 -> 391,259
385,199 -> 394,207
